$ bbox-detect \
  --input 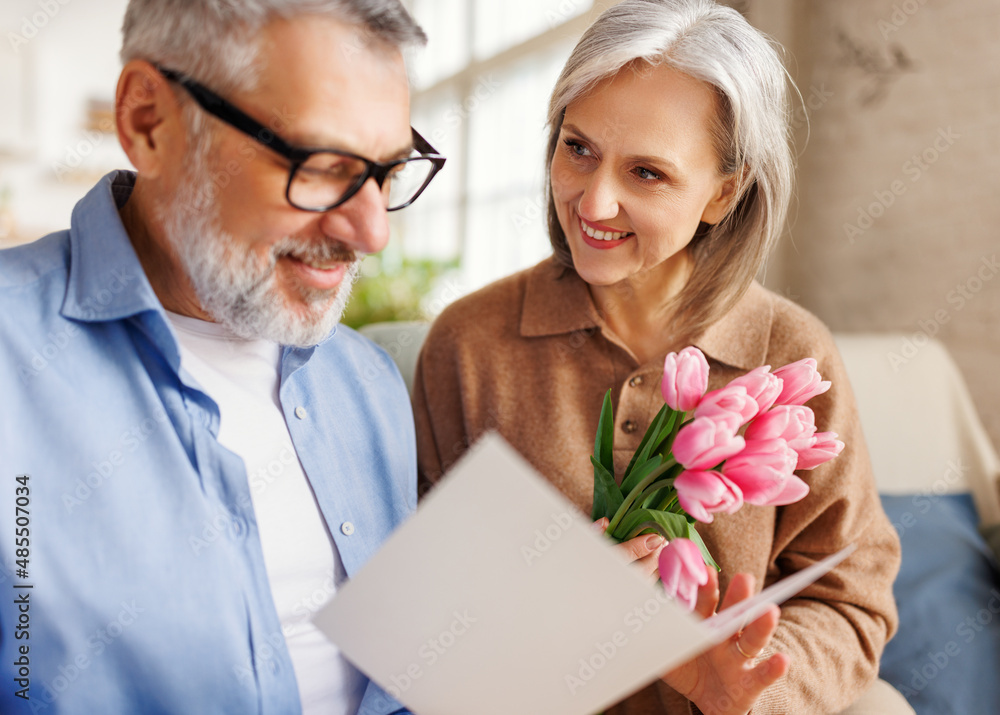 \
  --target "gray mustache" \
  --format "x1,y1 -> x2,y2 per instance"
272,236 -> 358,265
